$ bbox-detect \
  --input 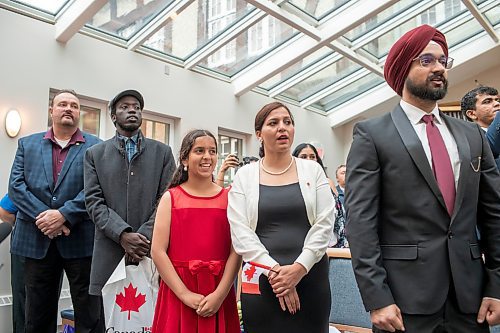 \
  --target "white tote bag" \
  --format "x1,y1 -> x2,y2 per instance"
102,257 -> 159,332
